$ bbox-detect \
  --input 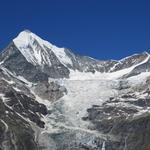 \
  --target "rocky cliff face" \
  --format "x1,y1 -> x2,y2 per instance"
0,30 -> 150,150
